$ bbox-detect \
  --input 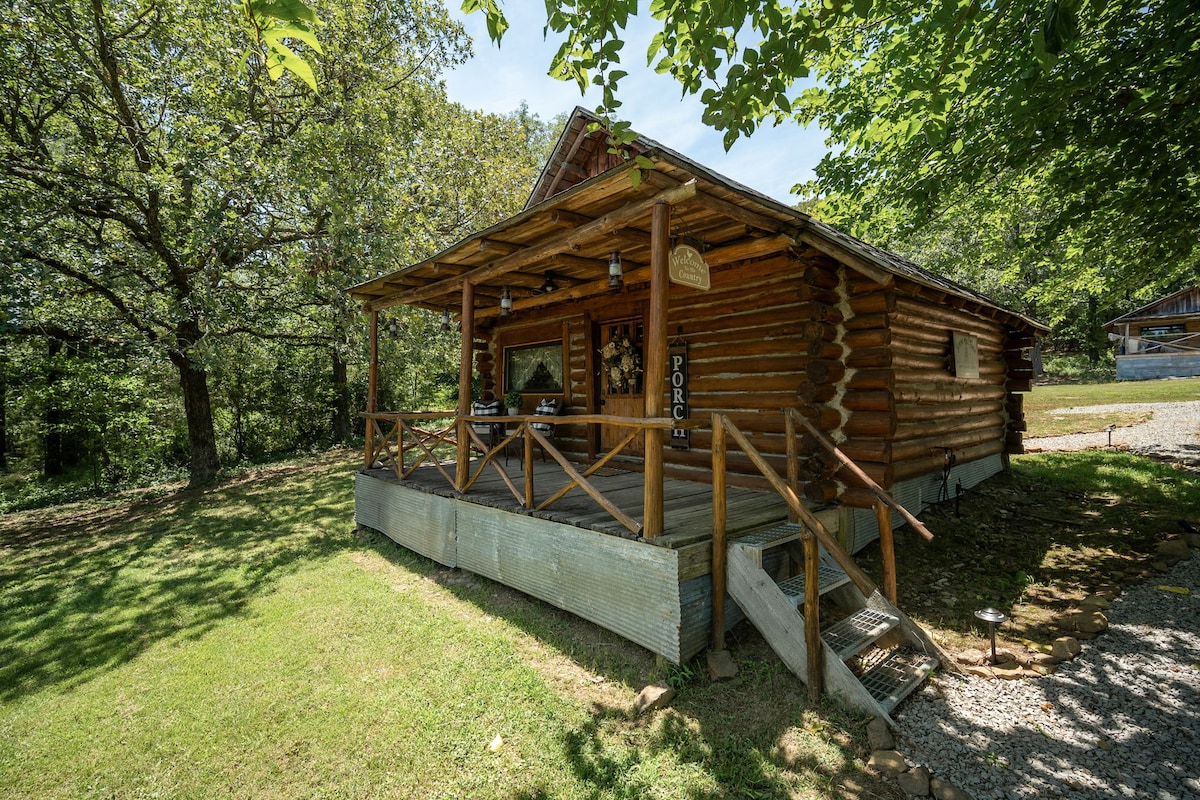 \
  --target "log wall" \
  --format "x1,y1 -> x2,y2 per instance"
475,248 -> 1039,497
